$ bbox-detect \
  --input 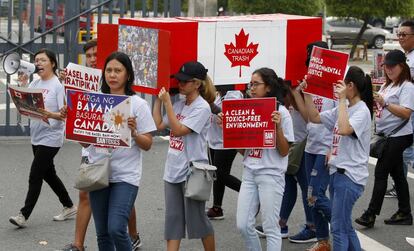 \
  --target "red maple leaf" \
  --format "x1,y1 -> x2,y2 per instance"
224,28 -> 259,77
